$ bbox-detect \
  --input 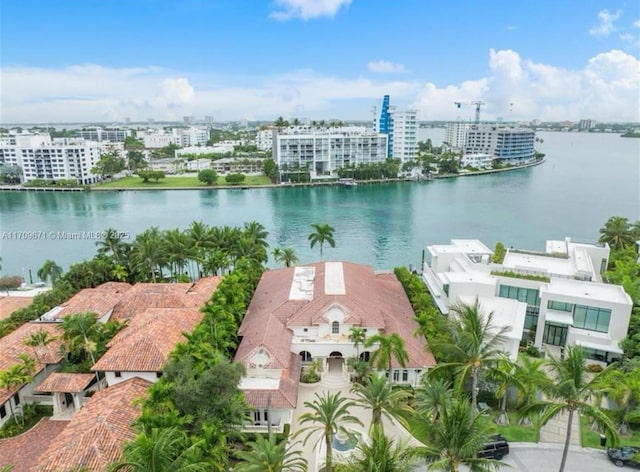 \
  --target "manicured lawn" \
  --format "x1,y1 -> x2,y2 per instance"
96,175 -> 272,188
398,410 -> 538,445
580,416 -> 640,449
490,411 -> 539,443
